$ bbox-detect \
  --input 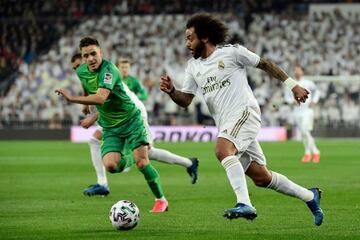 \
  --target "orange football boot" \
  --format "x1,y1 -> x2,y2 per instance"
150,199 -> 168,213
